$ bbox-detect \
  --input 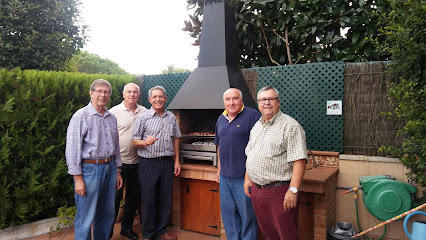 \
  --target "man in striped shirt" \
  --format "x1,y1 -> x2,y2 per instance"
132,86 -> 181,240
244,86 -> 307,240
